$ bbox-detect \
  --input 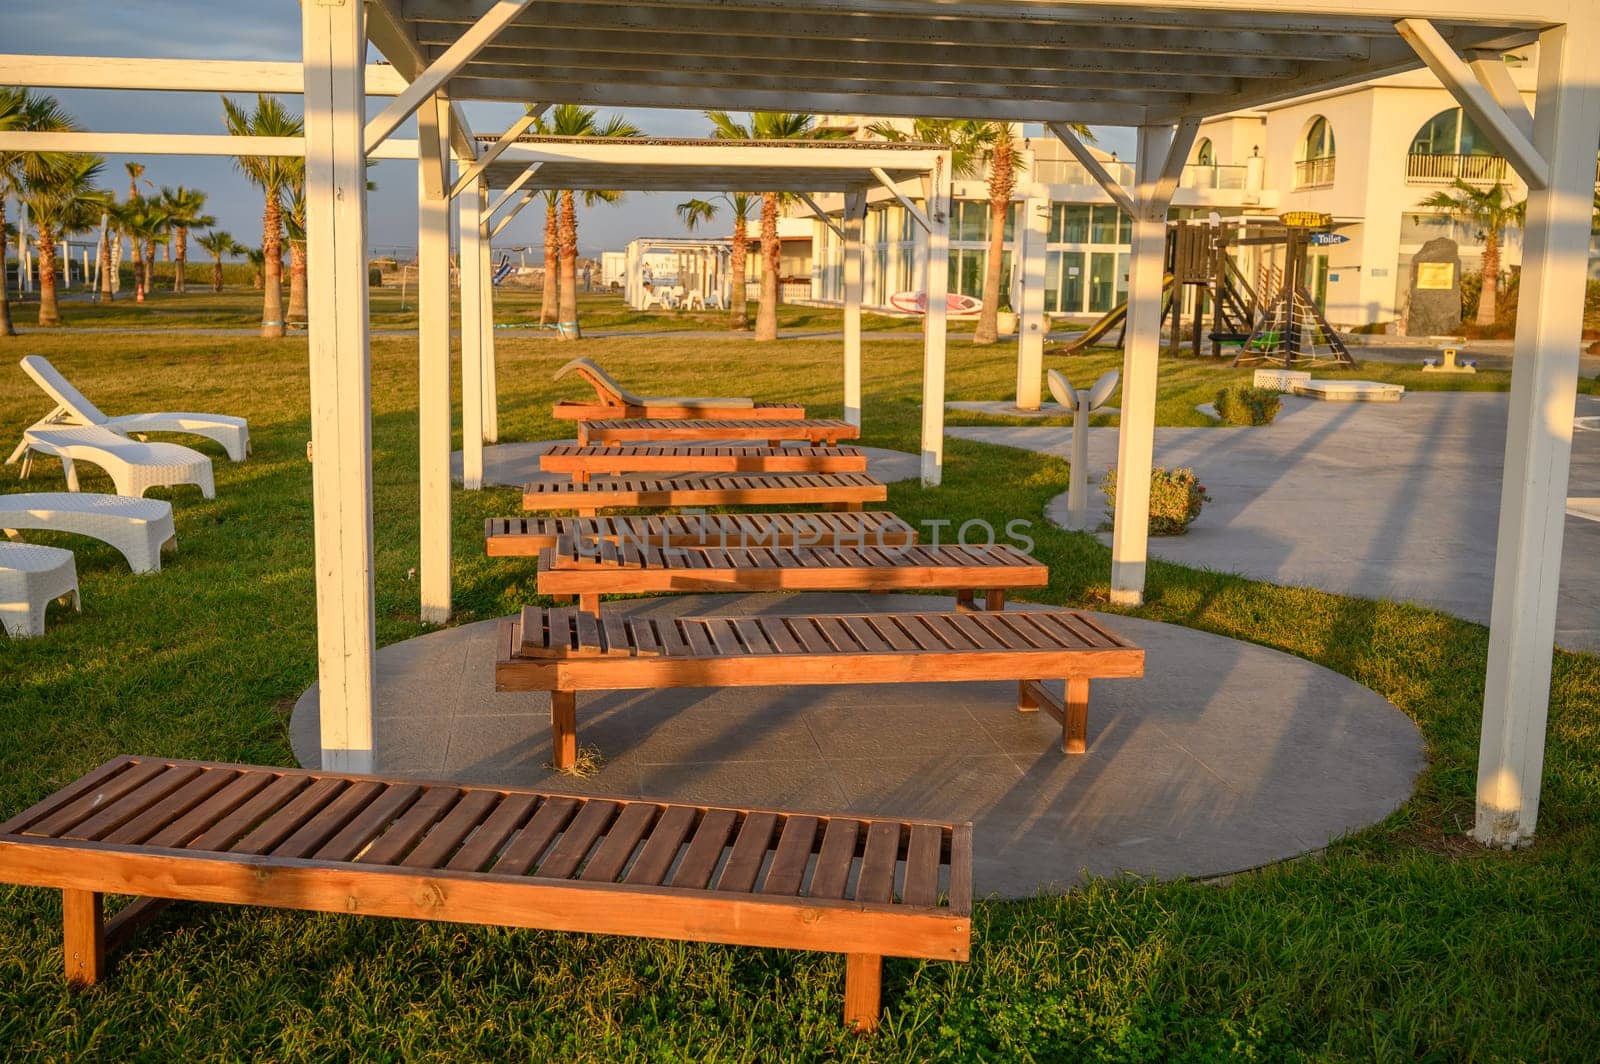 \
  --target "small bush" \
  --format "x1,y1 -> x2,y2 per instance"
1214,385 -> 1281,426
1101,465 -> 1211,536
